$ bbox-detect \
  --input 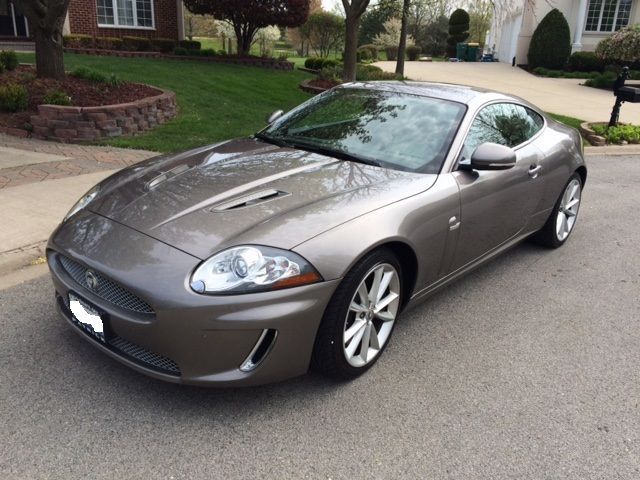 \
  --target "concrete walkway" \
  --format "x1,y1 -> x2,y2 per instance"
0,134 -> 155,278
377,61 -> 640,124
